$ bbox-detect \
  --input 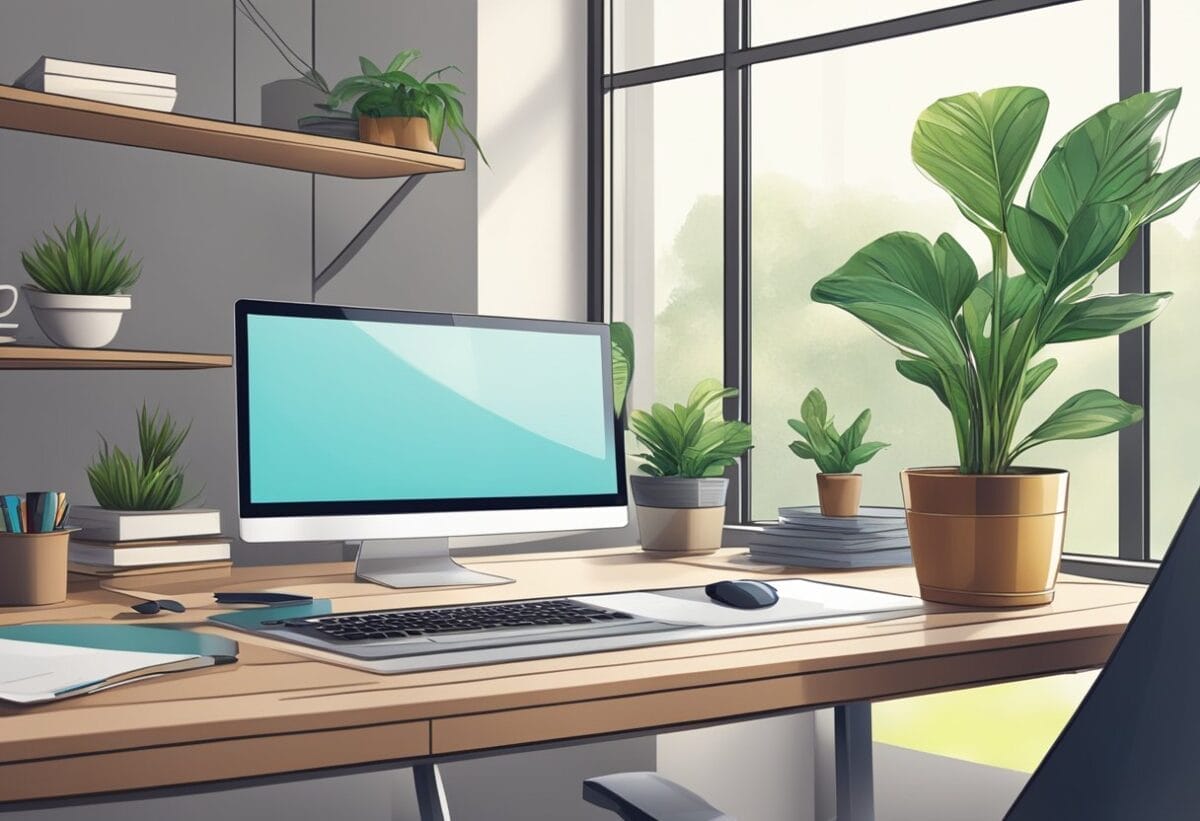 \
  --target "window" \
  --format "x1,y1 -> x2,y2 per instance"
1150,0 -> 1200,559
594,0 -> 1174,564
